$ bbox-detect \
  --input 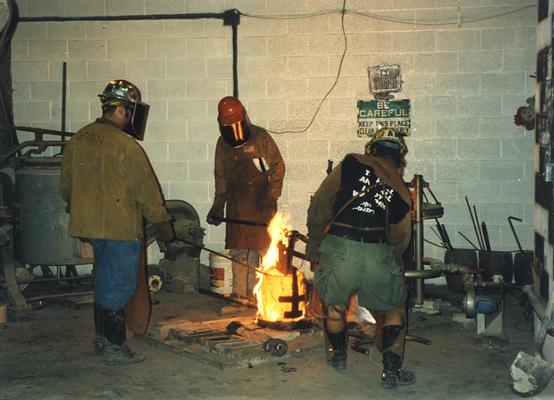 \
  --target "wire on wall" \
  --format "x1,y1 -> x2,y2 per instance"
265,0 -> 347,135
240,4 -> 536,26
243,2 -> 536,135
